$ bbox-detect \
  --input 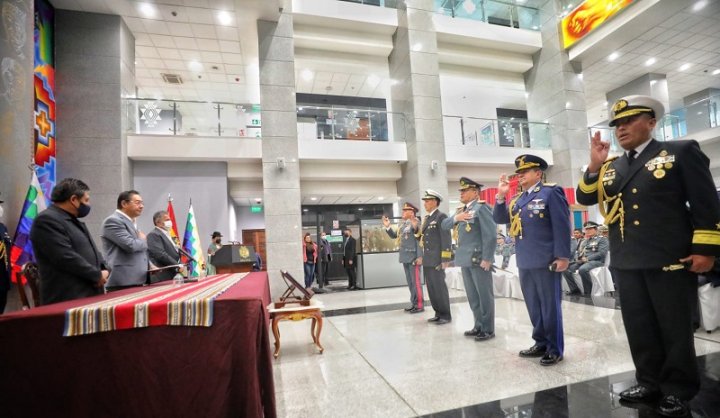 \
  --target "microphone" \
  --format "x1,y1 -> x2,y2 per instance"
178,247 -> 197,263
